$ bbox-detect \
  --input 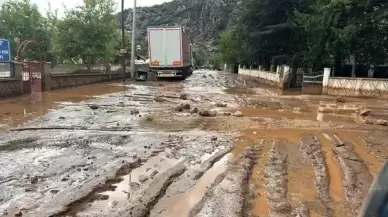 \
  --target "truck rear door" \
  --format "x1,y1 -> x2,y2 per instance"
165,29 -> 182,67
148,28 -> 182,67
